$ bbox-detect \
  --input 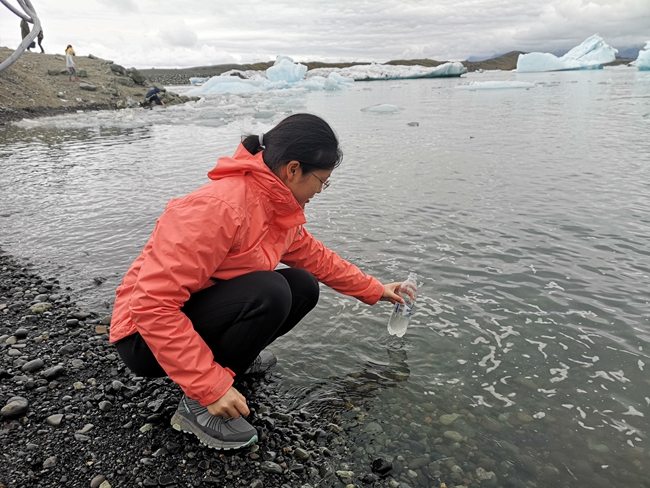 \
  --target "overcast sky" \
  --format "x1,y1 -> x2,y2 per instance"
1,0 -> 648,69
